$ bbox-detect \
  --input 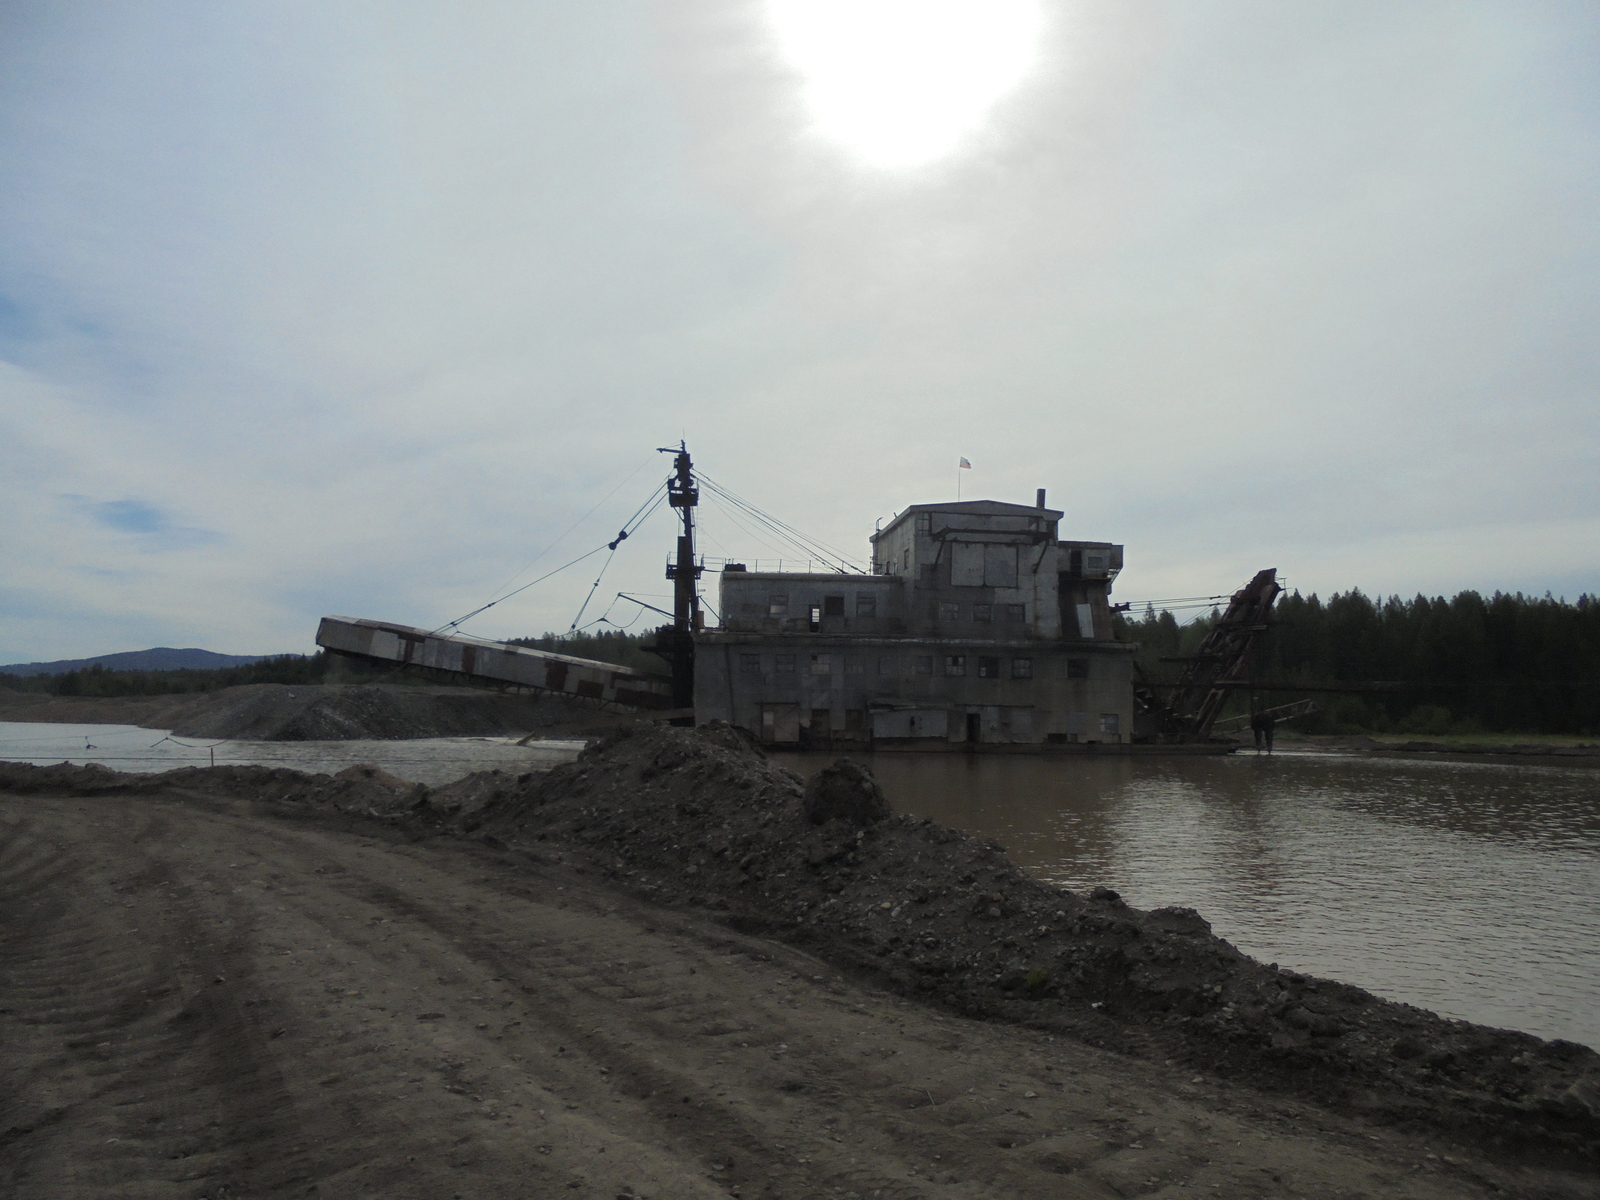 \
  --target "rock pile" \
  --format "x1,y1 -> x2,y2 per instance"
801,757 -> 893,827
7,723 -> 1598,1163
0,759 -> 426,816
428,723 -> 1600,1162
0,682 -> 635,741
